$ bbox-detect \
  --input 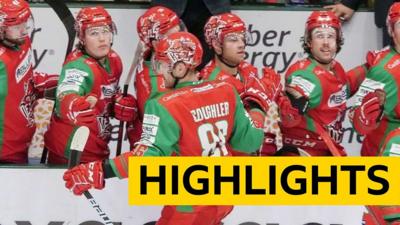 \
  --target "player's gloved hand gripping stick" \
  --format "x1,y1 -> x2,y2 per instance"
116,42 -> 143,156
65,126 -> 113,225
